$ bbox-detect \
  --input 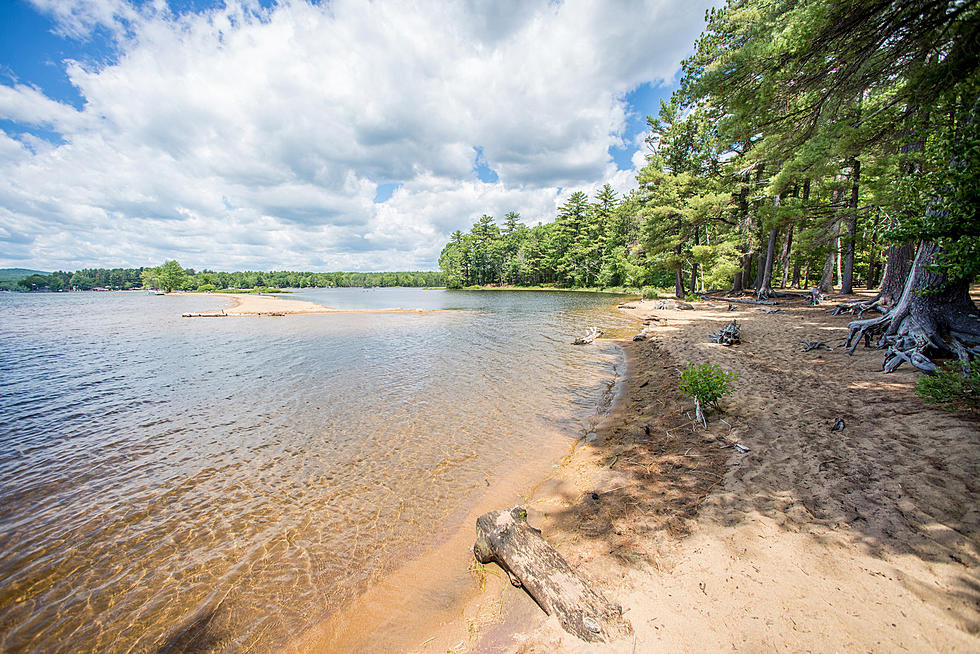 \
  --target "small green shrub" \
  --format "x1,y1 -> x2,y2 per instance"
684,292 -> 700,303
915,361 -> 980,411
196,283 -> 217,292
641,286 -> 659,299
679,362 -> 739,408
